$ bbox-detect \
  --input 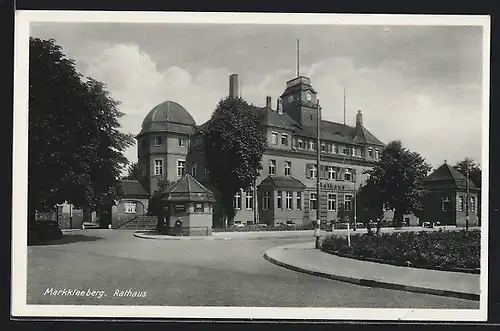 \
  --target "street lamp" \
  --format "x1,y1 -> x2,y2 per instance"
466,159 -> 470,231
314,99 -> 321,249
